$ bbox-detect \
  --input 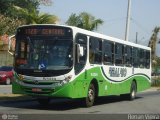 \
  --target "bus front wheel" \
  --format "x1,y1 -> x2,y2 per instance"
120,81 -> 137,100
85,83 -> 95,107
